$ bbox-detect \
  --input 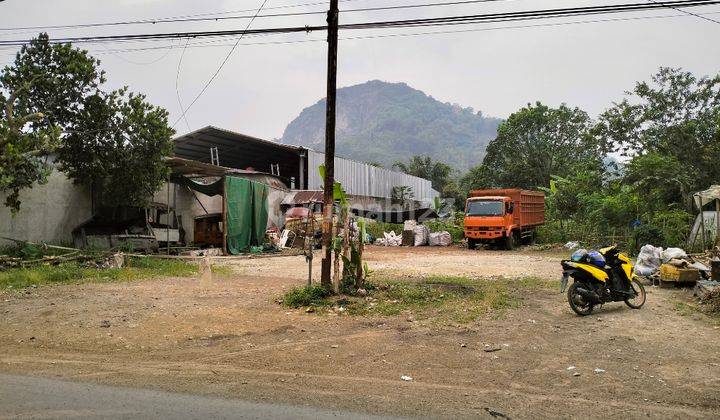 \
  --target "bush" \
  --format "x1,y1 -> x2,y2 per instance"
0,257 -> 198,290
633,224 -> 665,249
364,220 -> 402,241
282,285 -> 331,308
425,219 -> 464,243
650,210 -> 693,248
